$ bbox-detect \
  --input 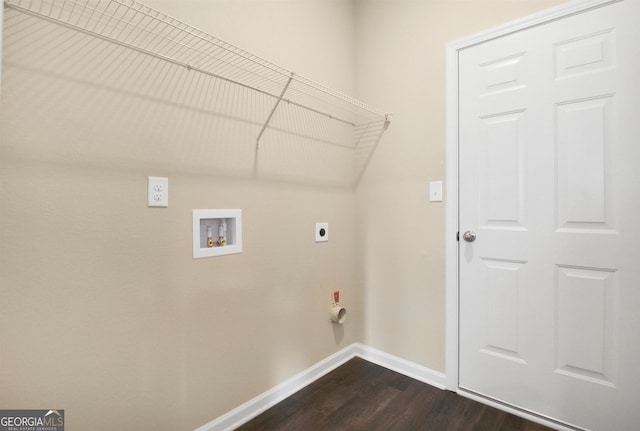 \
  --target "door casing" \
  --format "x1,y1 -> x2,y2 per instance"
444,0 -> 621,428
